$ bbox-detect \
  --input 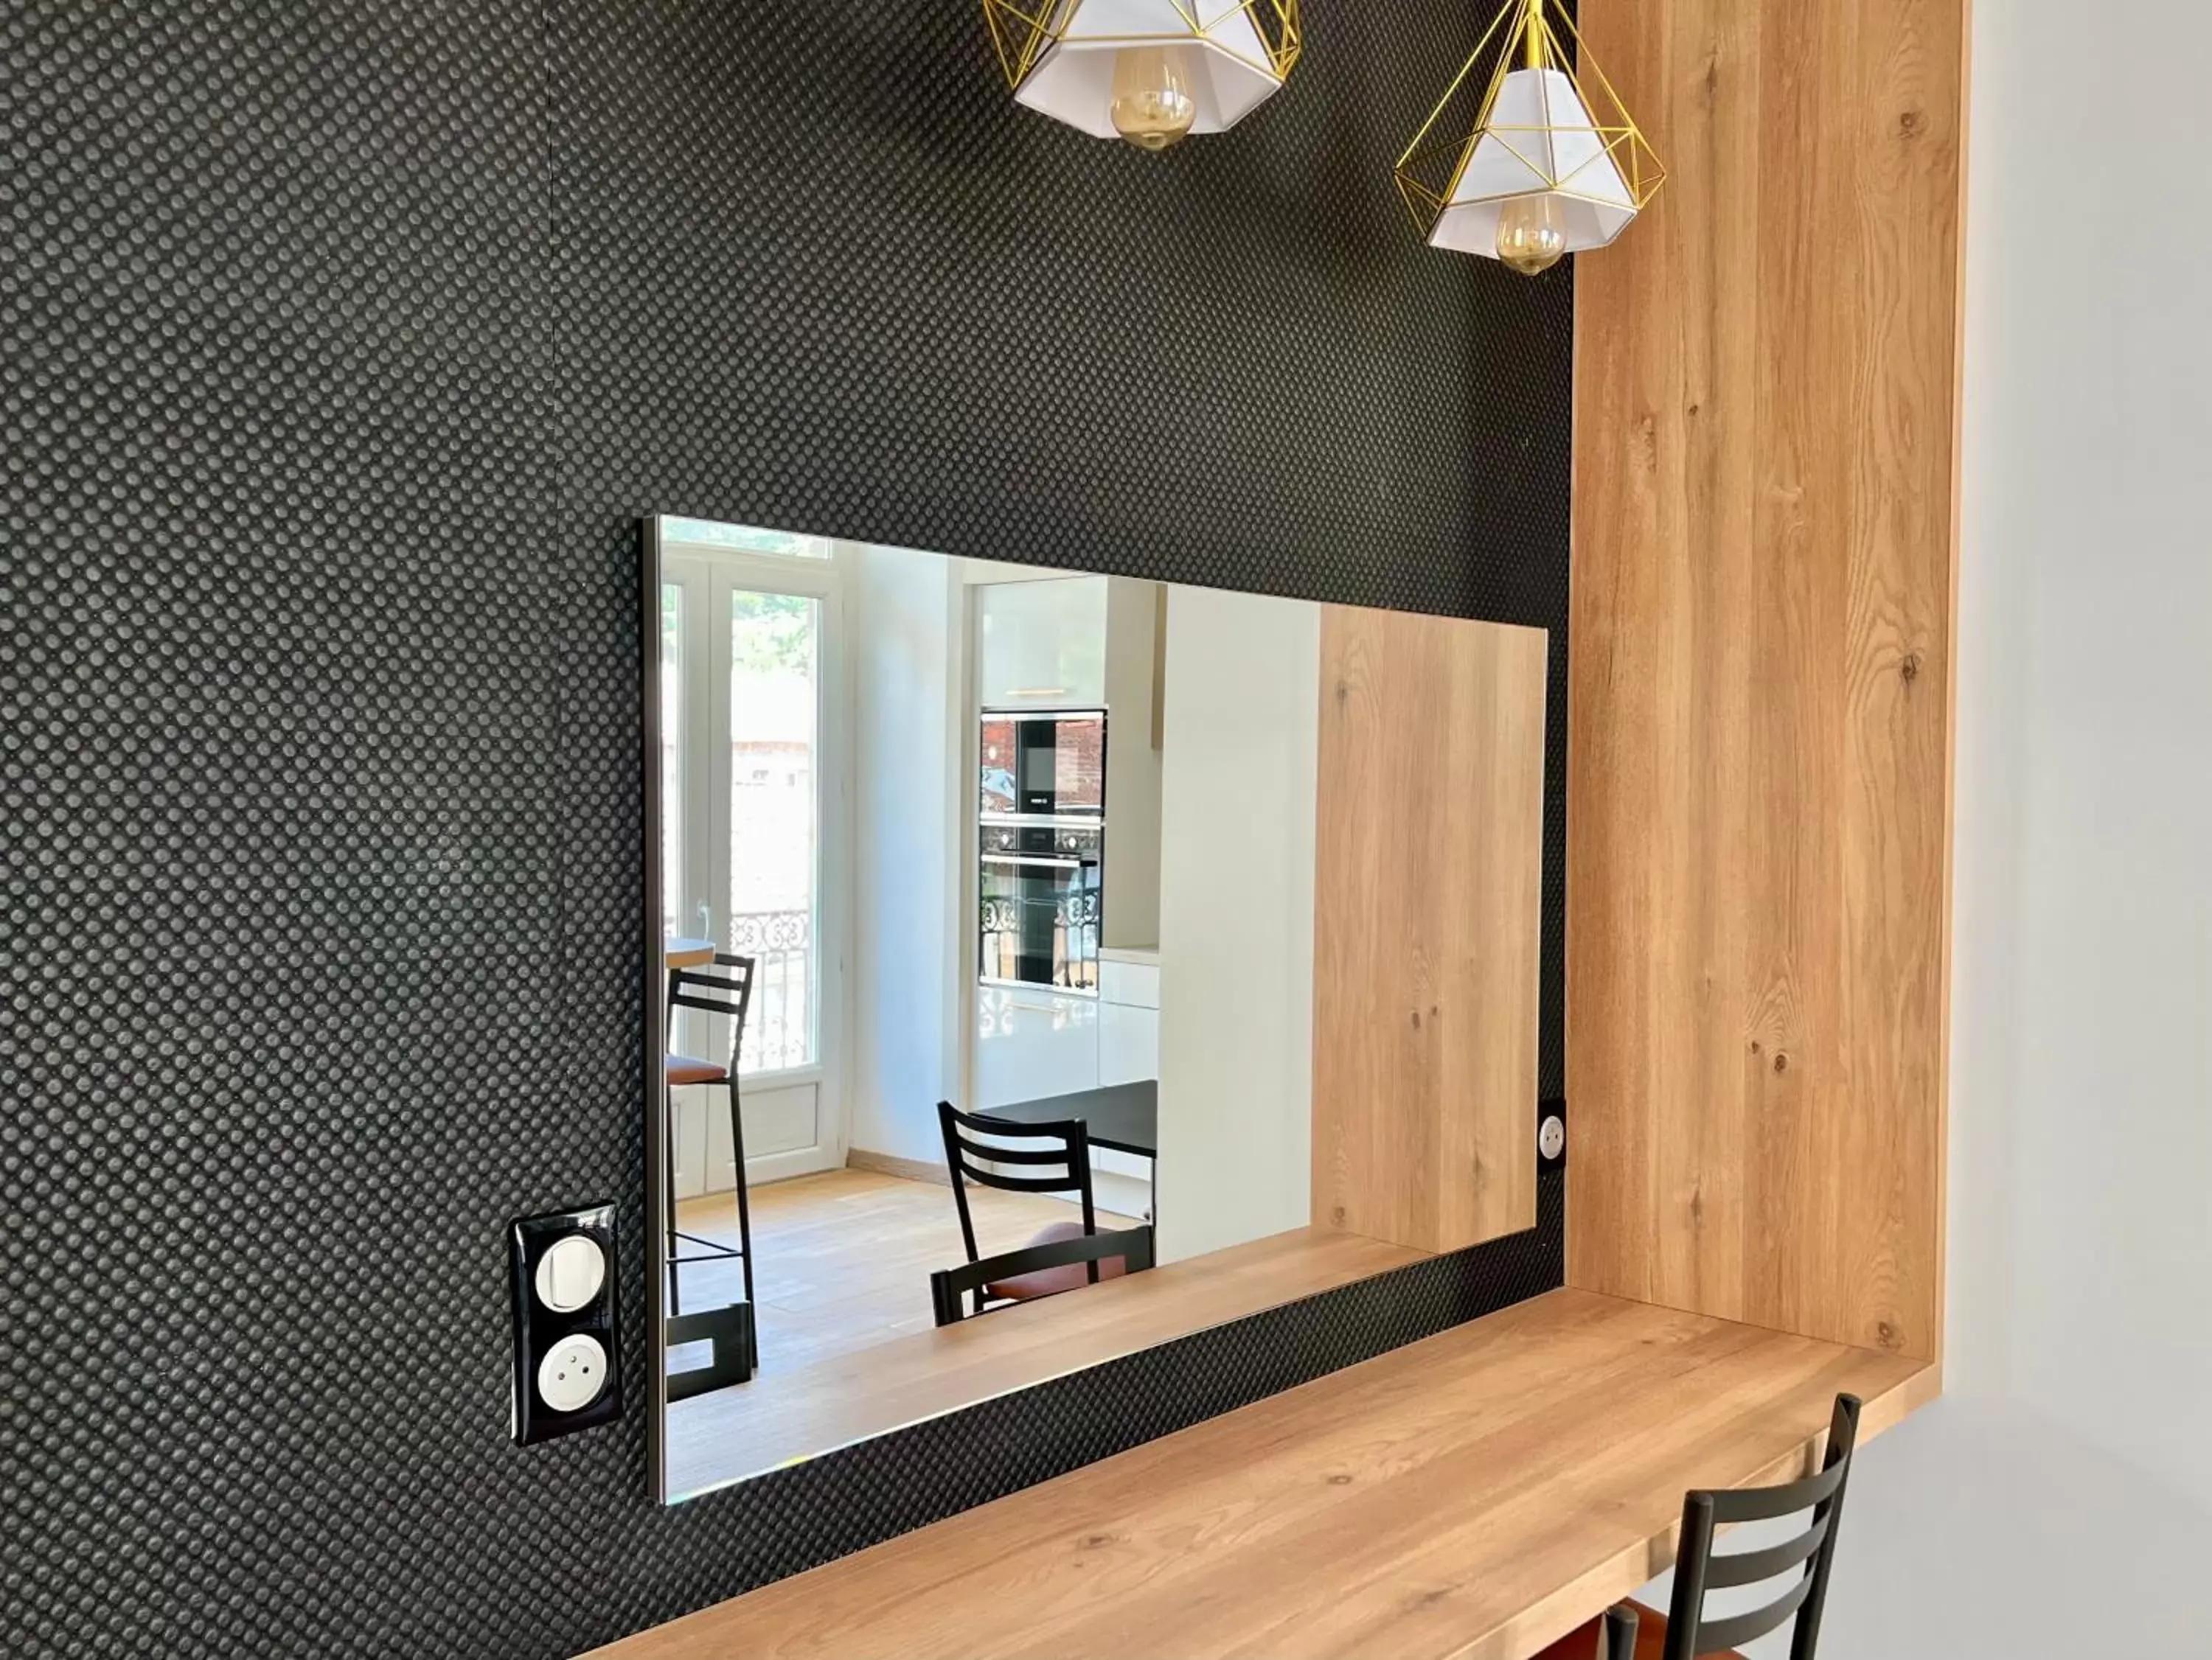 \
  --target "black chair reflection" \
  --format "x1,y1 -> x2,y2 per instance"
664,953 -> 757,1370
931,1227 -> 1155,1327
932,1099 -> 1151,1324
